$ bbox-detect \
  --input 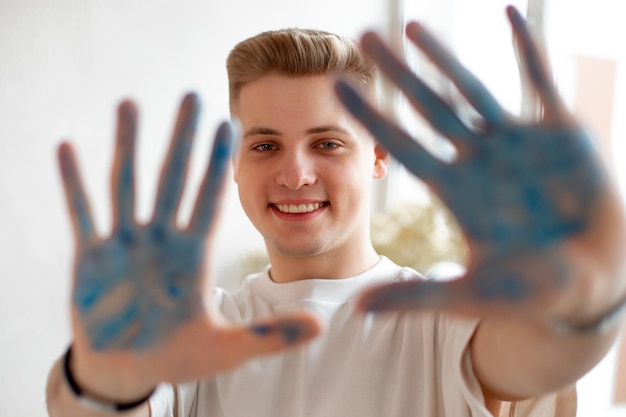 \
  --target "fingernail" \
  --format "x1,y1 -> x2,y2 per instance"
183,91 -> 201,106
507,6 -> 525,27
